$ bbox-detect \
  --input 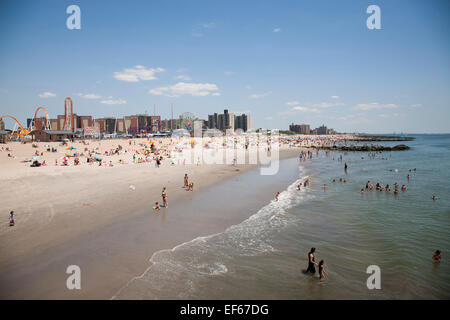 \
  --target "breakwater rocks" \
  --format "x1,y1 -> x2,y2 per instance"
310,144 -> 410,151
